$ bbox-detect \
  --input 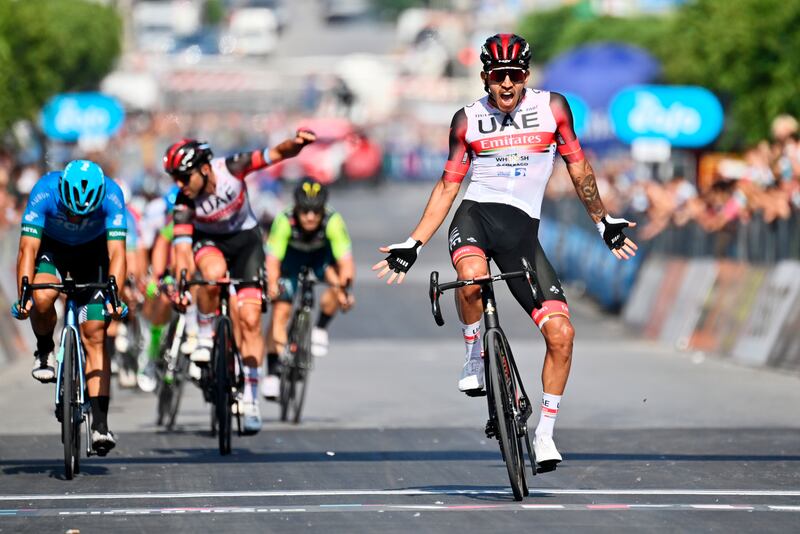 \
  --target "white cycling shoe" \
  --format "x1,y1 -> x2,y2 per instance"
311,327 -> 329,358
181,332 -> 199,355
242,401 -> 262,434
190,336 -> 213,363
533,434 -> 562,472
31,351 -> 56,383
458,356 -> 485,394
261,374 -> 280,401
137,360 -> 158,393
